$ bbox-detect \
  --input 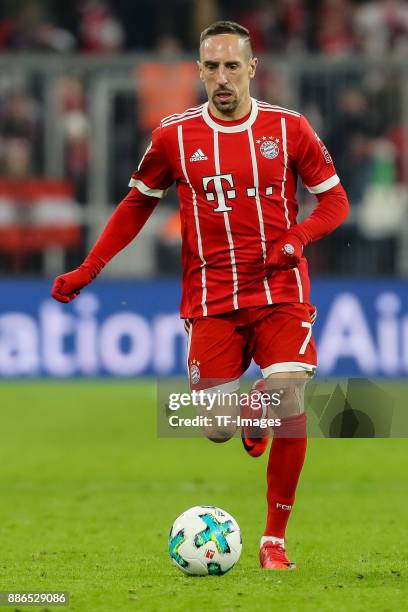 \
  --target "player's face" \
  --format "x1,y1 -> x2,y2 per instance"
198,34 -> 257,118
